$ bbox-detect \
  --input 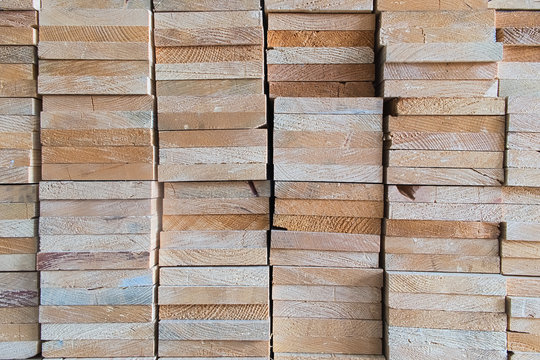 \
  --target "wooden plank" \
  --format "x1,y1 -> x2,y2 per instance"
497,27 -> 540,45
43,146 -> 153,164
273,284 -> 381,303
41,323 -> 154,340
489,0 -> 540,9
40,234 -> 154,252
385,253 -> 500,273
379,10 -> 495,46
388,132 -> 504,151
274,182 -> 383,200
387,327 -> 506,350
268,47 -> 374,64
275,199 -> 382,217
273,301 -> 381,320
390,97 -> 505,115
159,320 -> 269,341
39,25 -> 149,43
42,163 -> 155,181
164,181 -> 270,199
42,339 -> 154,357
388,150 -> 503,168
265,0 -> 373,12
275,97 -> 383,114
388,309 -> 506,331
377,0 -> 488,11
156,61 -> 263,81
507,276 -> 540,297
157,79 -> 263,97
381,80 -> 498,98
159,340 -> 269,357
270,81 -> 375,98
0,27 -> 36,45
159,304 -> 269,320
268,64 -> 375,82
160,266 -> 268,286
39,305 -> 152,323
384,43 -> 503,63
42,95 -> 153,112
273,266 -> 383,286
0,45 -> 35,64
156,45 -> 263,64
272,230 -> 379,252
0,98 -> 38,115
382,63 -> 498,80
162,214 -> 269,231
268,13 -> 375,31
386,168 -> 504,186
39,216 -> 155,235
160,147 -> 266,165
155,27 -> 262,47
39,181 -> 160,200
154,0 -> 260,11
158,94 -> 266,113
159,164 -> 267,182
158,111 -> 266,130
496,11 -> 540,27
268,30 -> 374,48
273,335 -> 381,354
158,287 -> 268,305
39,41 -> 150,60
503,45 -> 540,62
508,332 -> 540,353
41,0 -> 151,8
387,115 -> 505,132
270,249 -> 379,267
39,8 -> 150,26
0,0 -> 39,9
273,215 -> 381,234
274,318 -> 381,338
41,129 -> 153,146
